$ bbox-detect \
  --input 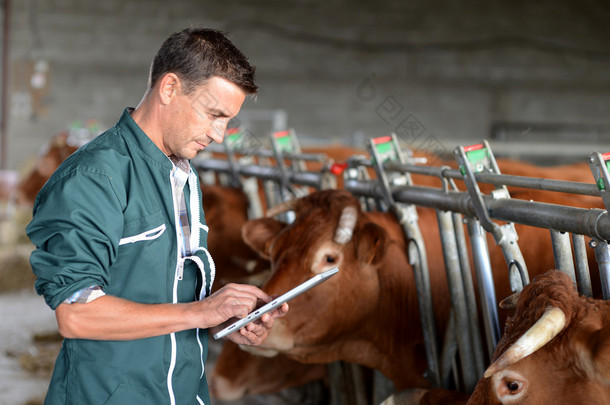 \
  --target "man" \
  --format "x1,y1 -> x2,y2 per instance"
26,27 -> 287,404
